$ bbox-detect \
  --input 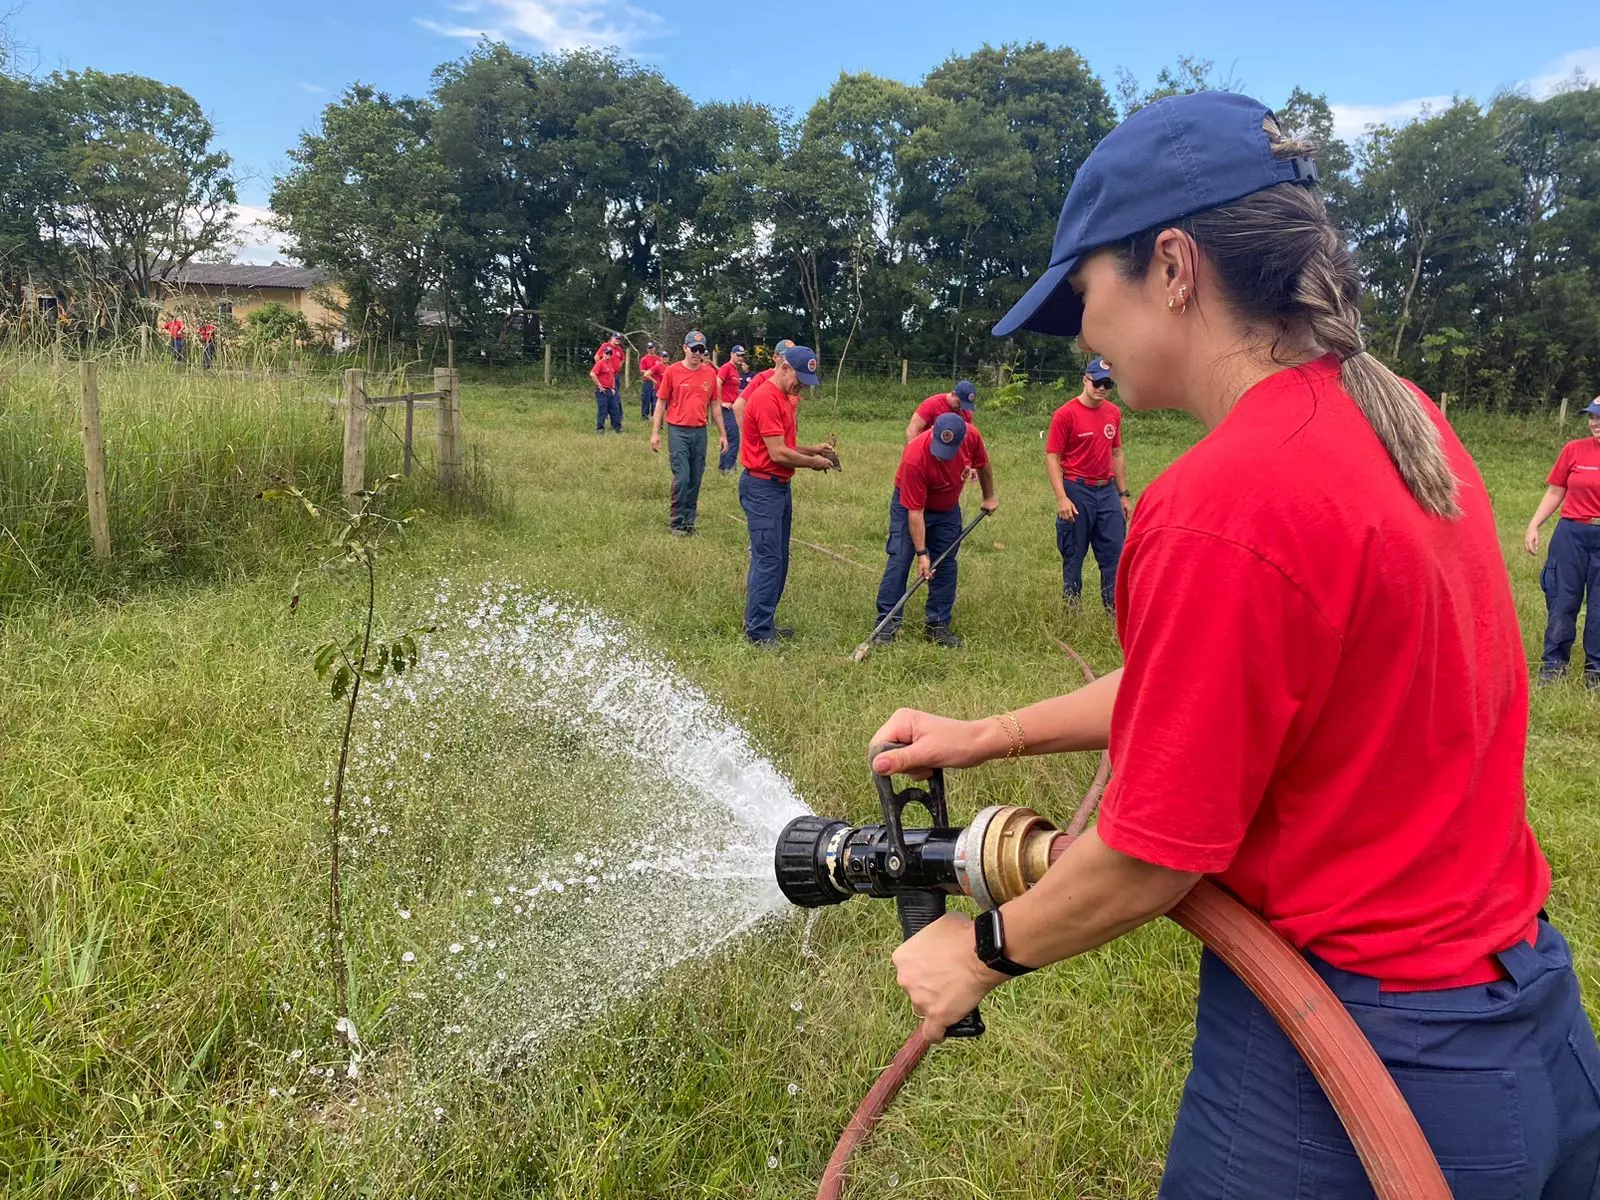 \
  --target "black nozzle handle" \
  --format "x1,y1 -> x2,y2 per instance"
895,889 -> 985,1038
